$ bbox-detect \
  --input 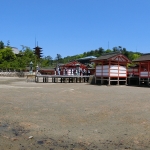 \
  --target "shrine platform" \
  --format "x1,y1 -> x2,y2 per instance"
34,75 -> 90,83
